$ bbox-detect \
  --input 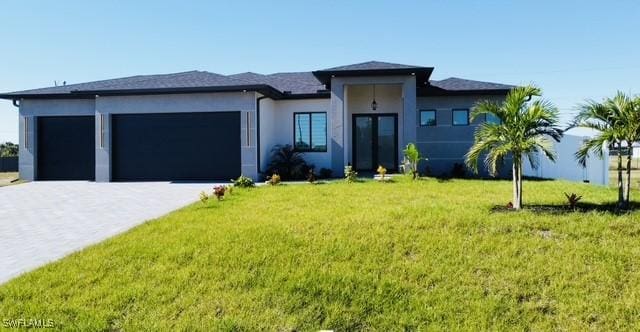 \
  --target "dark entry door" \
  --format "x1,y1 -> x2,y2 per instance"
37,116 -> 95,181
352,114 -> 398,171
111,112 -> 241,181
